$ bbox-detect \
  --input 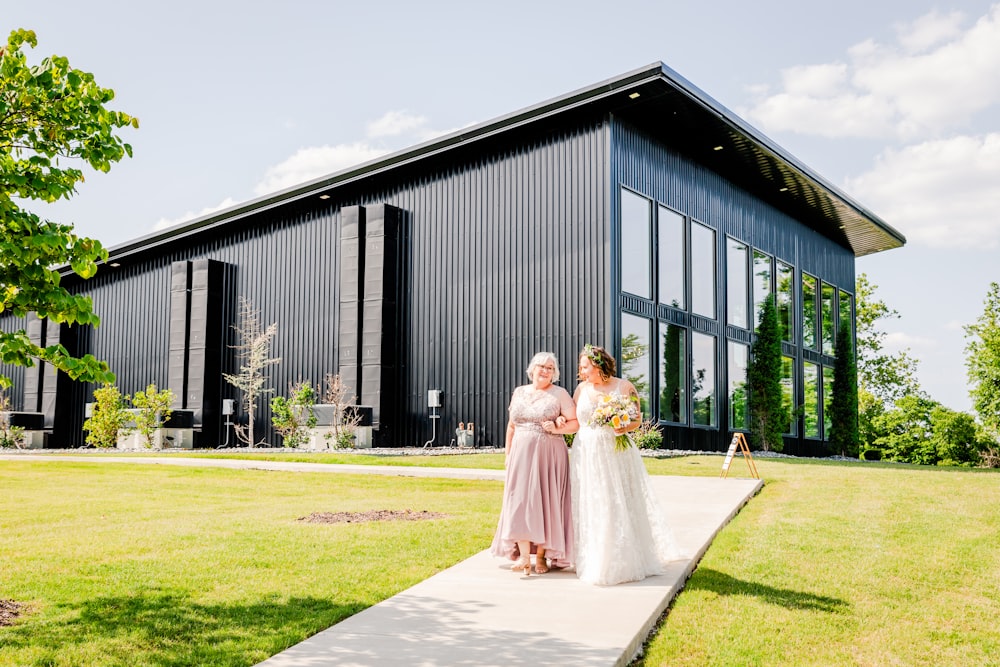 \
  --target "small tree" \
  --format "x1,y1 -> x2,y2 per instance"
872,394 -> 938,465
131,384 -> 174,449
0,393 -> 25,448
829,319 -> 859,457
83,384 -> 130,448
271,380 -> 317,448
748,294 -> 786,451
323,373 -> 362,448
222,297 -> 280,447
